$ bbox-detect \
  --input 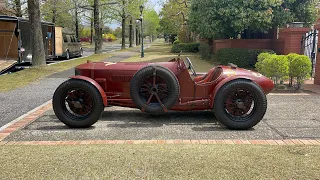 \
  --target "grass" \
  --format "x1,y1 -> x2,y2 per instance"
0,145 -> 319,179
0,53 -> 113,92
123,39 -> 215,73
